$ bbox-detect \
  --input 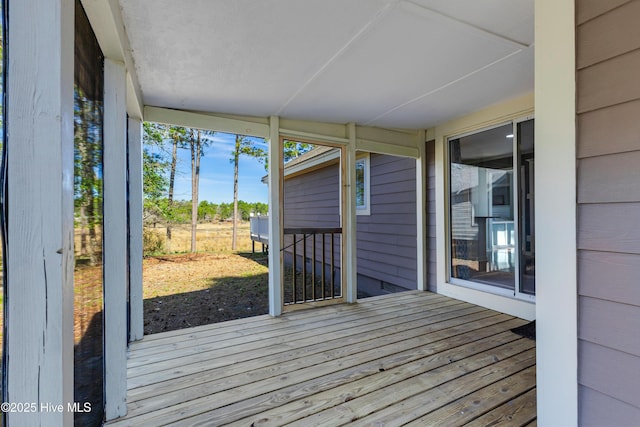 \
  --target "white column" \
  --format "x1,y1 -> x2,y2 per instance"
415,130 -> 428,291
535,0 -> 577,425
6,0 -> 74,425
344,123 -> 358,303
103,58 -> 128,420
267,116 -> 283,316
128,117 -> 144,342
